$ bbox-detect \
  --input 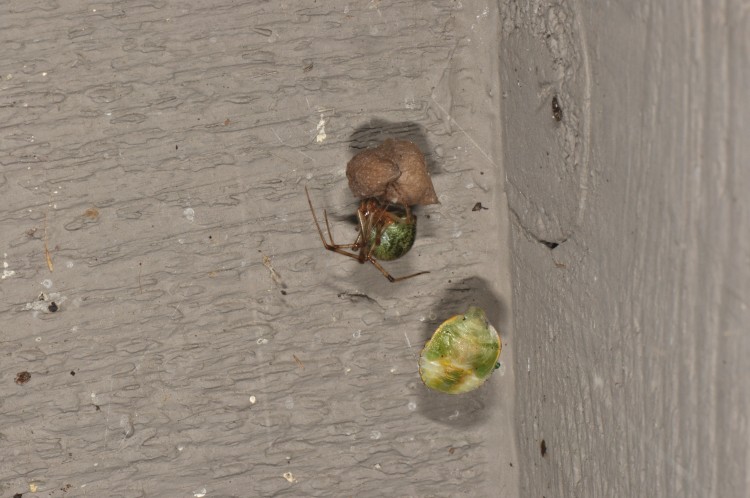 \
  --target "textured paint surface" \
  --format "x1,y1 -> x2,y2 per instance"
0,1 -> 516,497
500,1 -> 750,497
